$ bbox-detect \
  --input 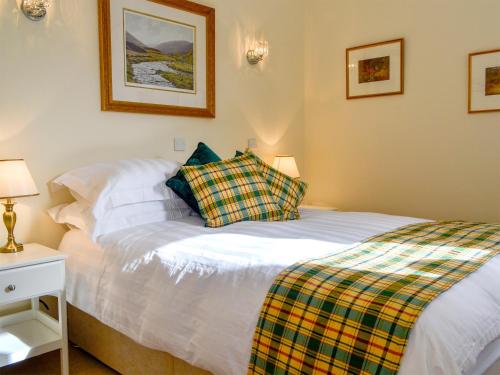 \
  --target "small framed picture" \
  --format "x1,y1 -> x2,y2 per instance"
469,49 -> 500,113
346,38 -> 404,99
98,0 -> 215,118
